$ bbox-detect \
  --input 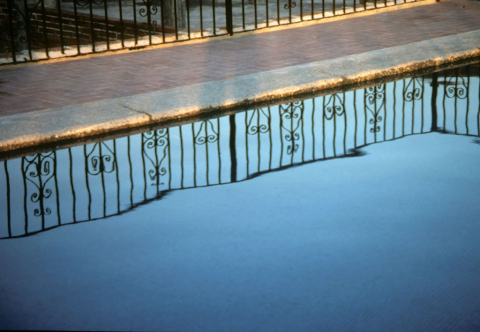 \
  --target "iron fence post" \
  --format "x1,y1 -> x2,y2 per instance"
225,0 -> 233,35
